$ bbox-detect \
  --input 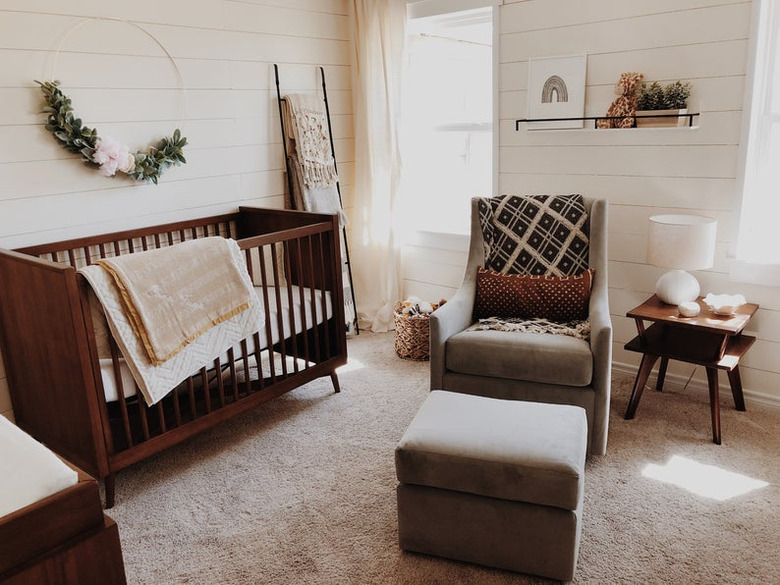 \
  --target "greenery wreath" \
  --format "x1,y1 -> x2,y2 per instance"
37,80 -> 187,184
